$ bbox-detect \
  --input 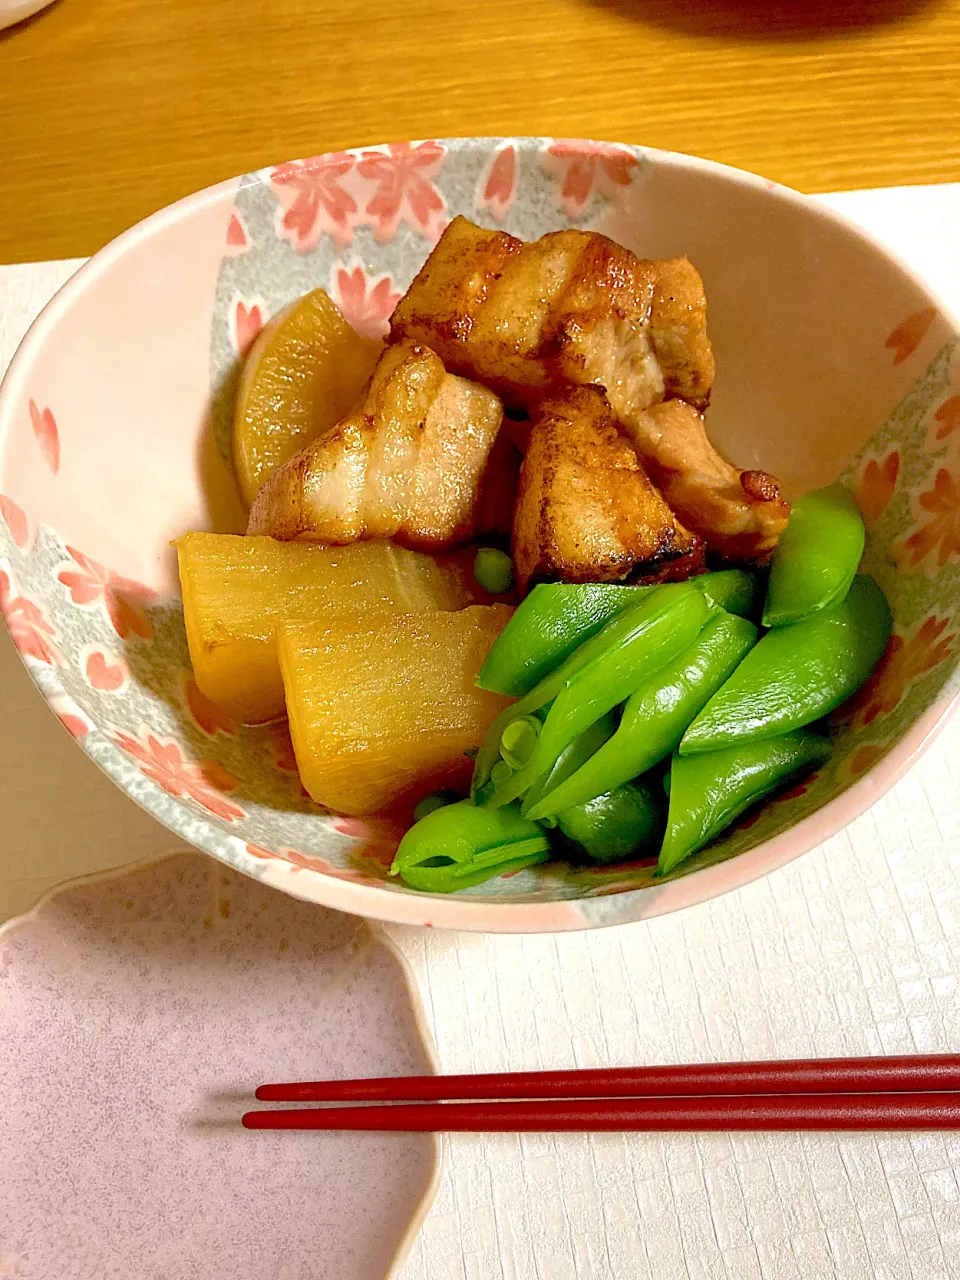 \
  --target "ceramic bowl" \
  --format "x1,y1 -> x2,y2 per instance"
1,138 -> 959,932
